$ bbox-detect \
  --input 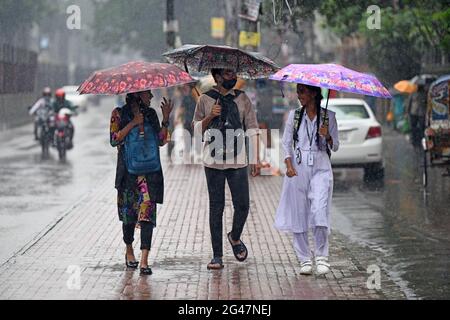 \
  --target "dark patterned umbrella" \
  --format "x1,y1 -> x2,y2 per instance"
162,44 -> 279,80
77,61 -> 196,95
